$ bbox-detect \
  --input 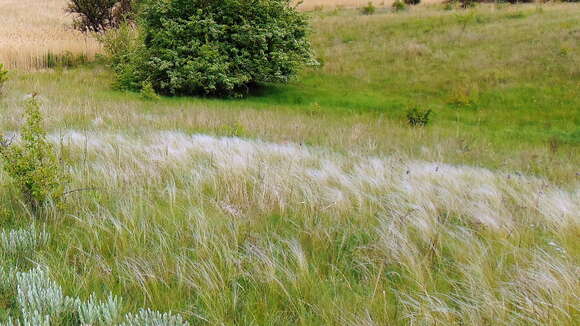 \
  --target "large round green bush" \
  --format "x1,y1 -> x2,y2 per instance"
114,0 -> 313,97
